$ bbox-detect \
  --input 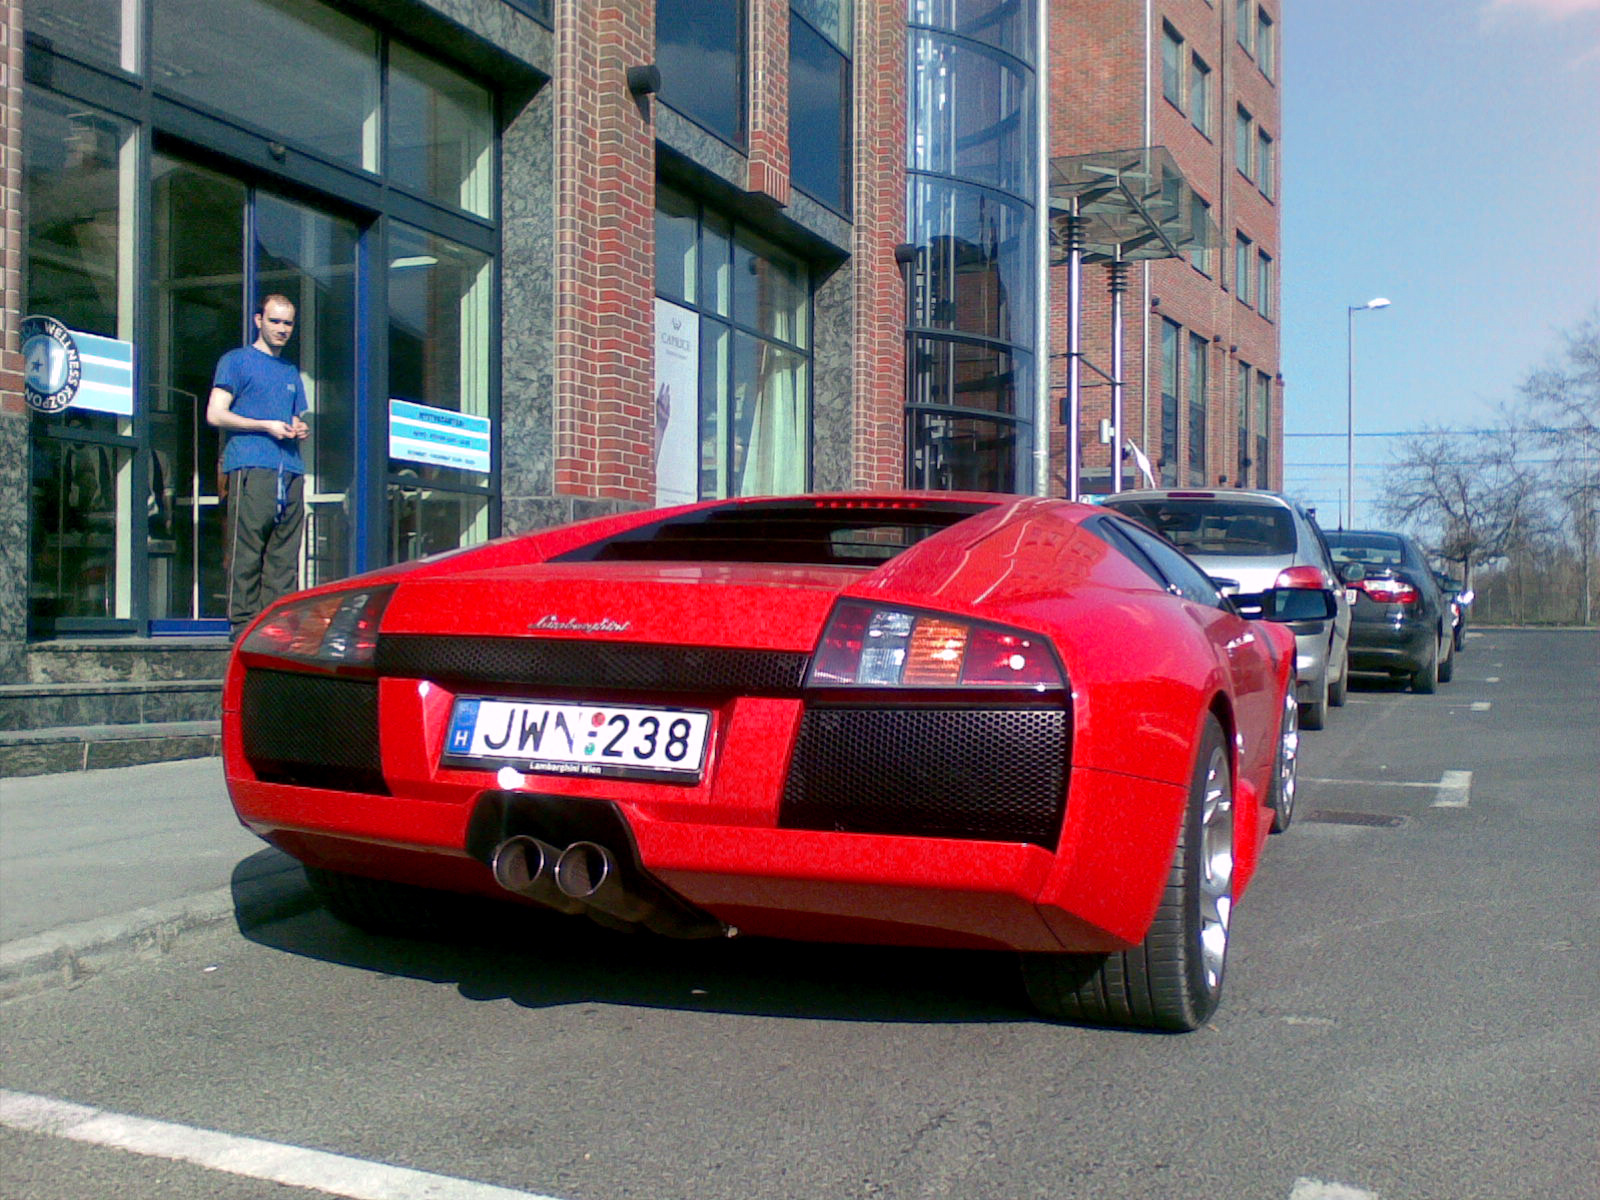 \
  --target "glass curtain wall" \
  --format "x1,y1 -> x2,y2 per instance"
905,0 -> 1037,493
23,93 -> 138,626
22,0 -> 497,634
654,187 -> 811,499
